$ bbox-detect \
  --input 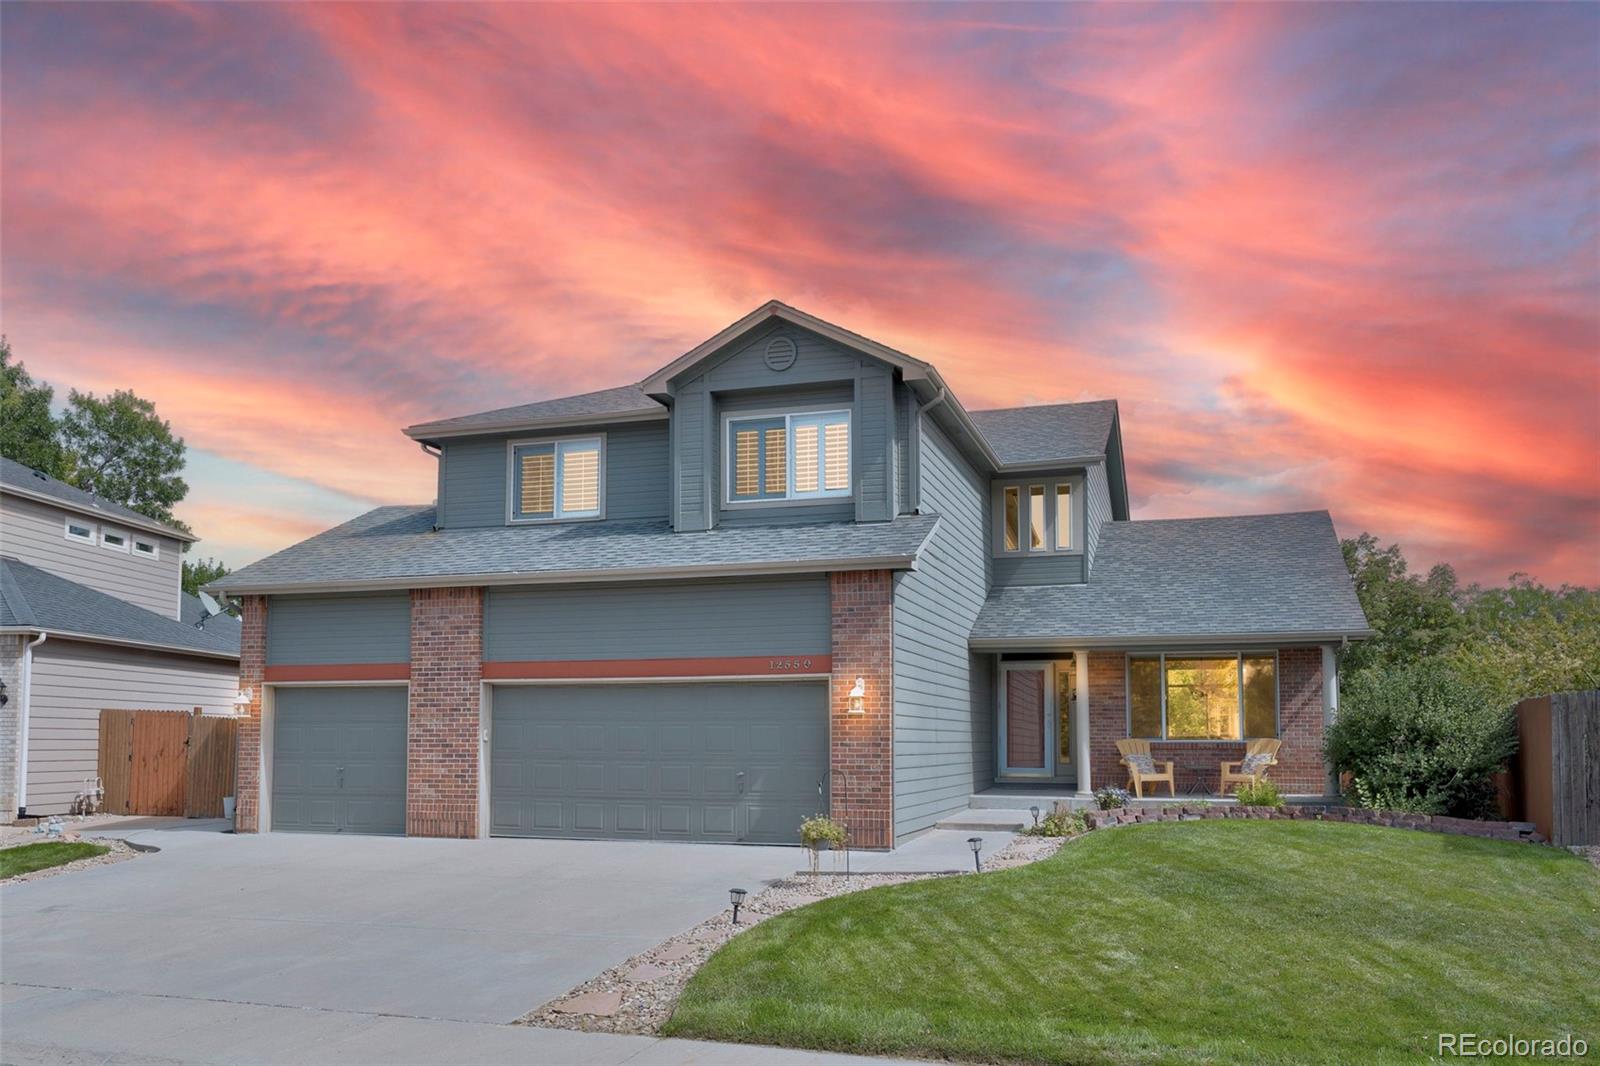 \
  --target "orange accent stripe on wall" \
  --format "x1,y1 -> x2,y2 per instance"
263,663 -> 411,682
483,655 -> 832,680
